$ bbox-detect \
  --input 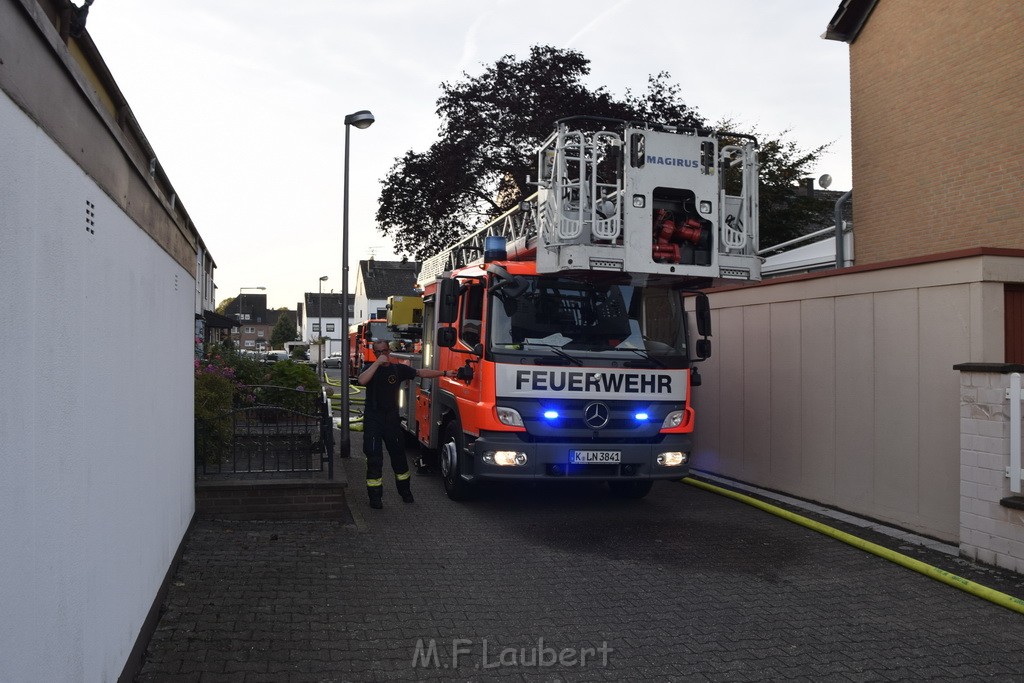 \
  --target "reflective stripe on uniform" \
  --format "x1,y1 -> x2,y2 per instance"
395,472 -> 411,482
366,478 -> 383,487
